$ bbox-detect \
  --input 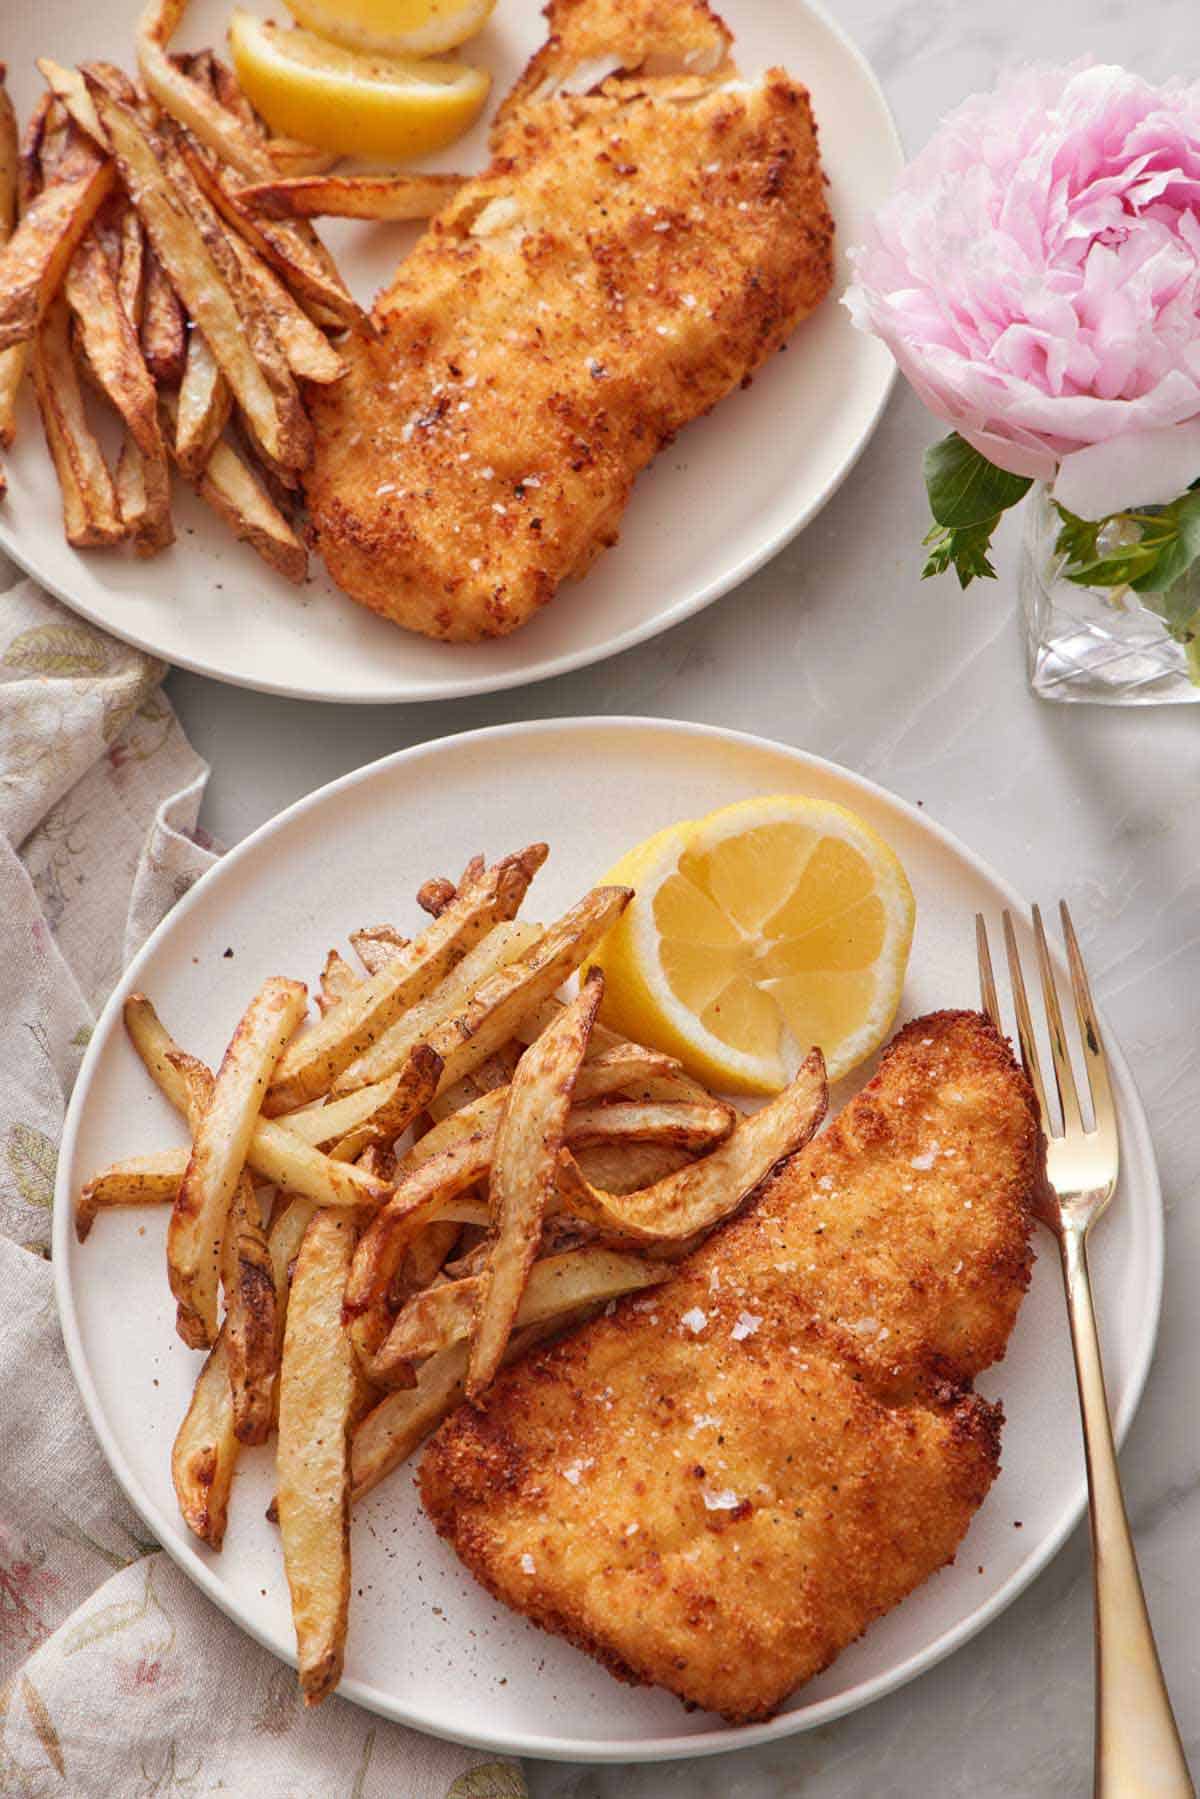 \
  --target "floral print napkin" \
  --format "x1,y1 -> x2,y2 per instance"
0,569 -> 528,1799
